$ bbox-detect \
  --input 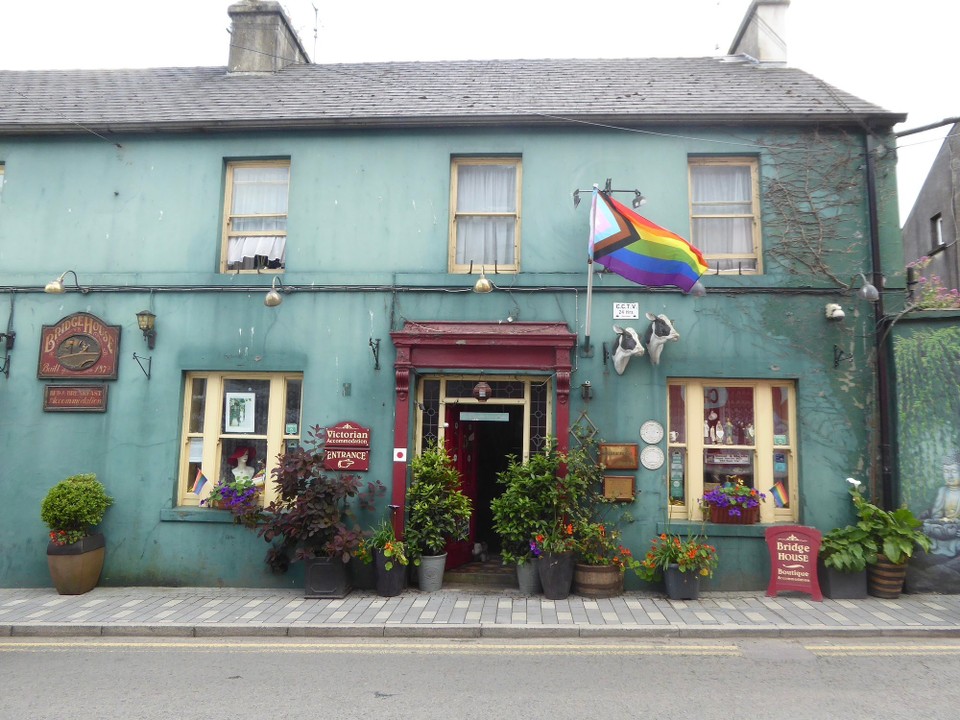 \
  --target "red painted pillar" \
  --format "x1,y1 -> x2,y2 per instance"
391,354 -> 411,538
